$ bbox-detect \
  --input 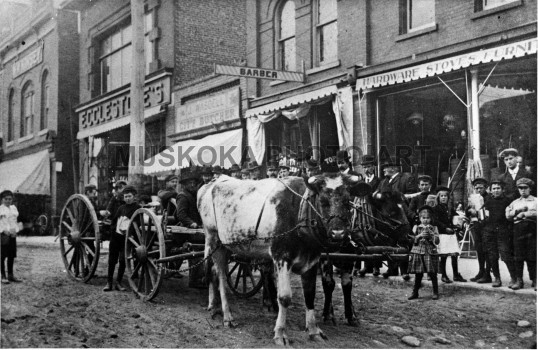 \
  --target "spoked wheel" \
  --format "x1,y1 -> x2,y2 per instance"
59,194 -> 100,282
226,257 -> 264,298
125,208 -> 165,301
